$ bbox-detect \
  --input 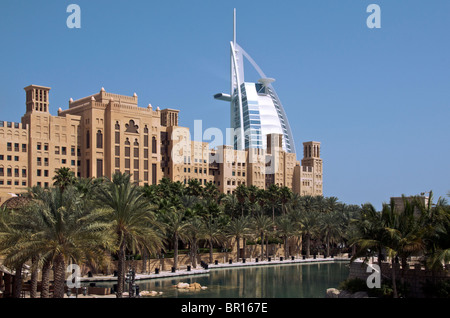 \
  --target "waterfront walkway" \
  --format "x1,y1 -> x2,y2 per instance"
81,256 -> 350,283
